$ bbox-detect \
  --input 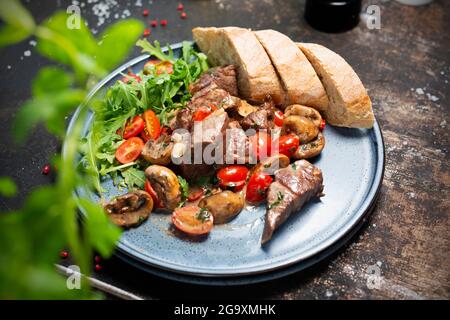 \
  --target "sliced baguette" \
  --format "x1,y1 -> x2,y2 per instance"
297,43 -> 374,128
192,27 -> 286,105
254,30 -> 328,111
